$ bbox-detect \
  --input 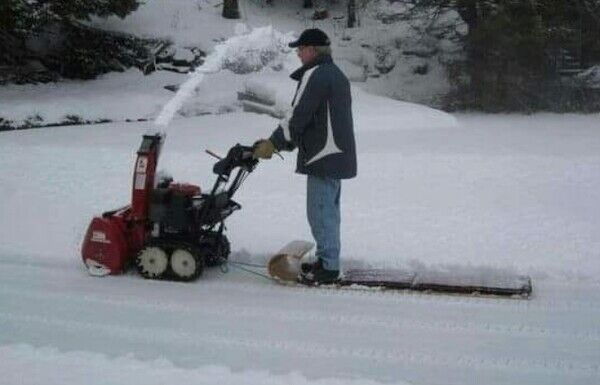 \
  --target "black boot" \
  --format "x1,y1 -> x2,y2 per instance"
299,260 -> 339,285
301,259 -> 321,275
